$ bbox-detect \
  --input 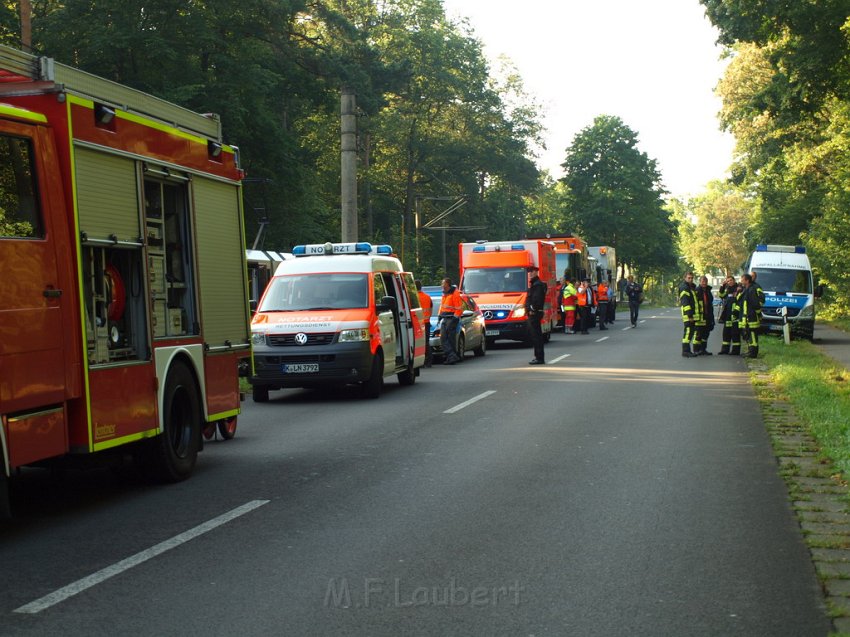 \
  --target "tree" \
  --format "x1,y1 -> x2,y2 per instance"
678,181 -> 754,275
560,115 -> 676,274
